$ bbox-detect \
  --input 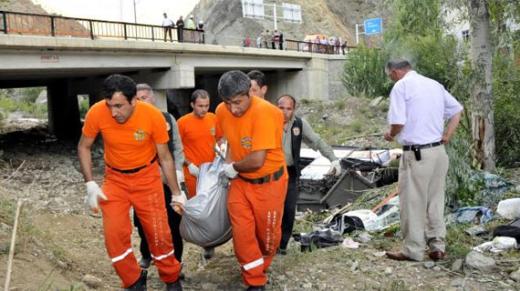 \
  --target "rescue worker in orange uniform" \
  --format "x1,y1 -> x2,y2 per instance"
177,89 -> 217,198
77,74 -> 185,291
215,70 -> 288,291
